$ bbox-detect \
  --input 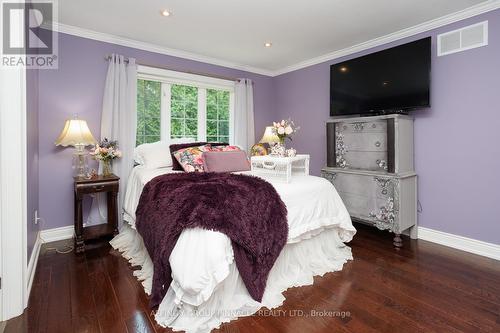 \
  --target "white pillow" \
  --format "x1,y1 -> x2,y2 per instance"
134,138 -> 195,169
